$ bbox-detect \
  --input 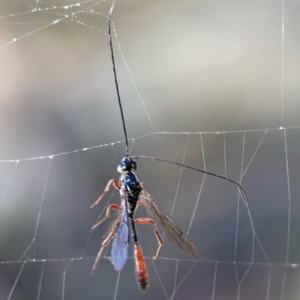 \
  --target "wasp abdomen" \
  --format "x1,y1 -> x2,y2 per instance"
134,244 -> 148,291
